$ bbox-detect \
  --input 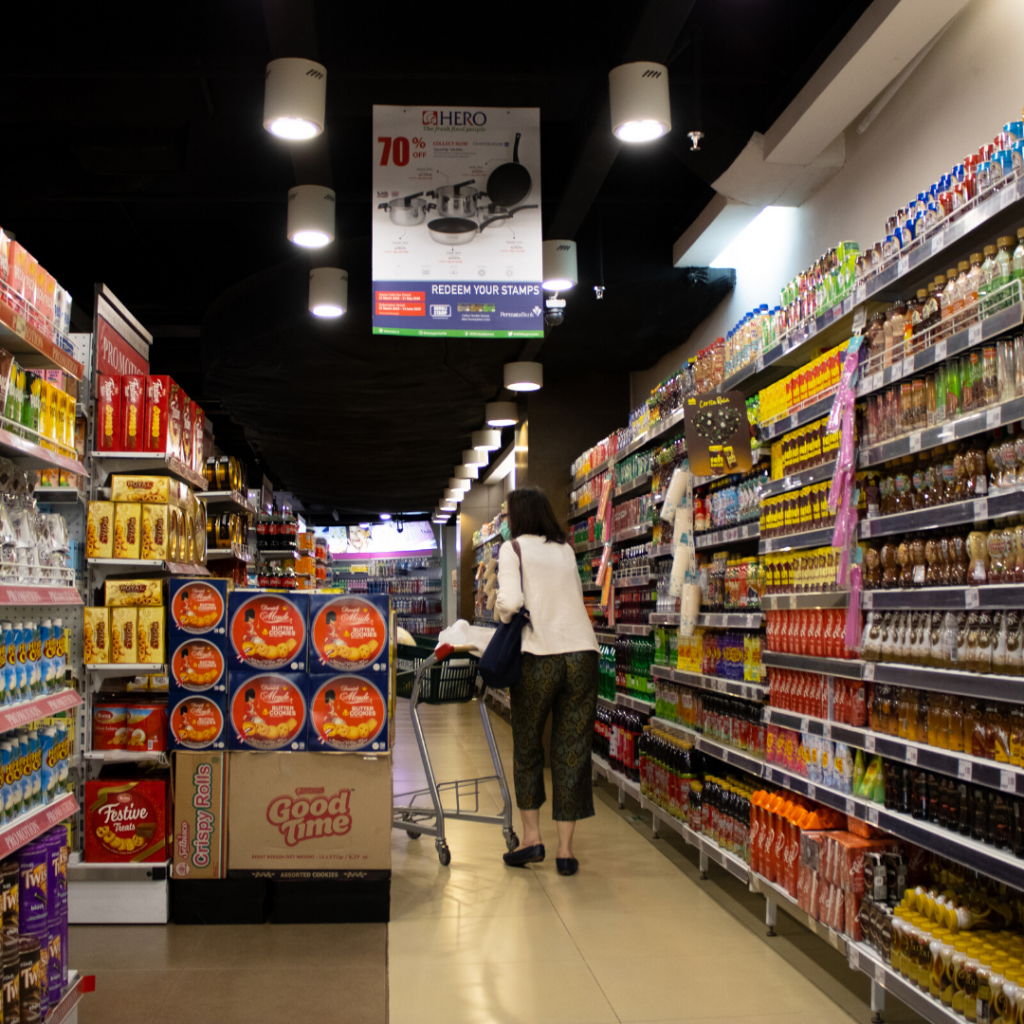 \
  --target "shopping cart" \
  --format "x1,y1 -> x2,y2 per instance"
392,640 -> 517,866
